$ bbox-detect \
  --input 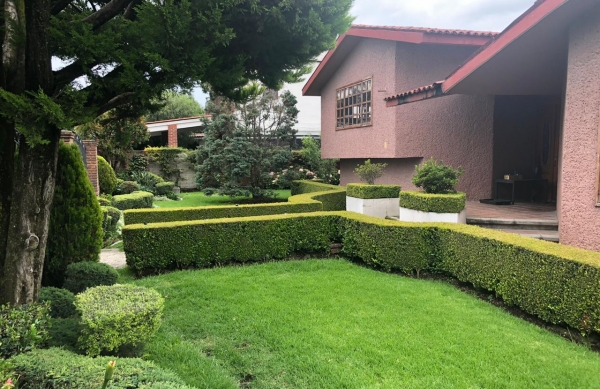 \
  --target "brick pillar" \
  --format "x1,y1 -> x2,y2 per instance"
82,140 -> 99,196
167,124 -> 178,147
60,130 -> 75,144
